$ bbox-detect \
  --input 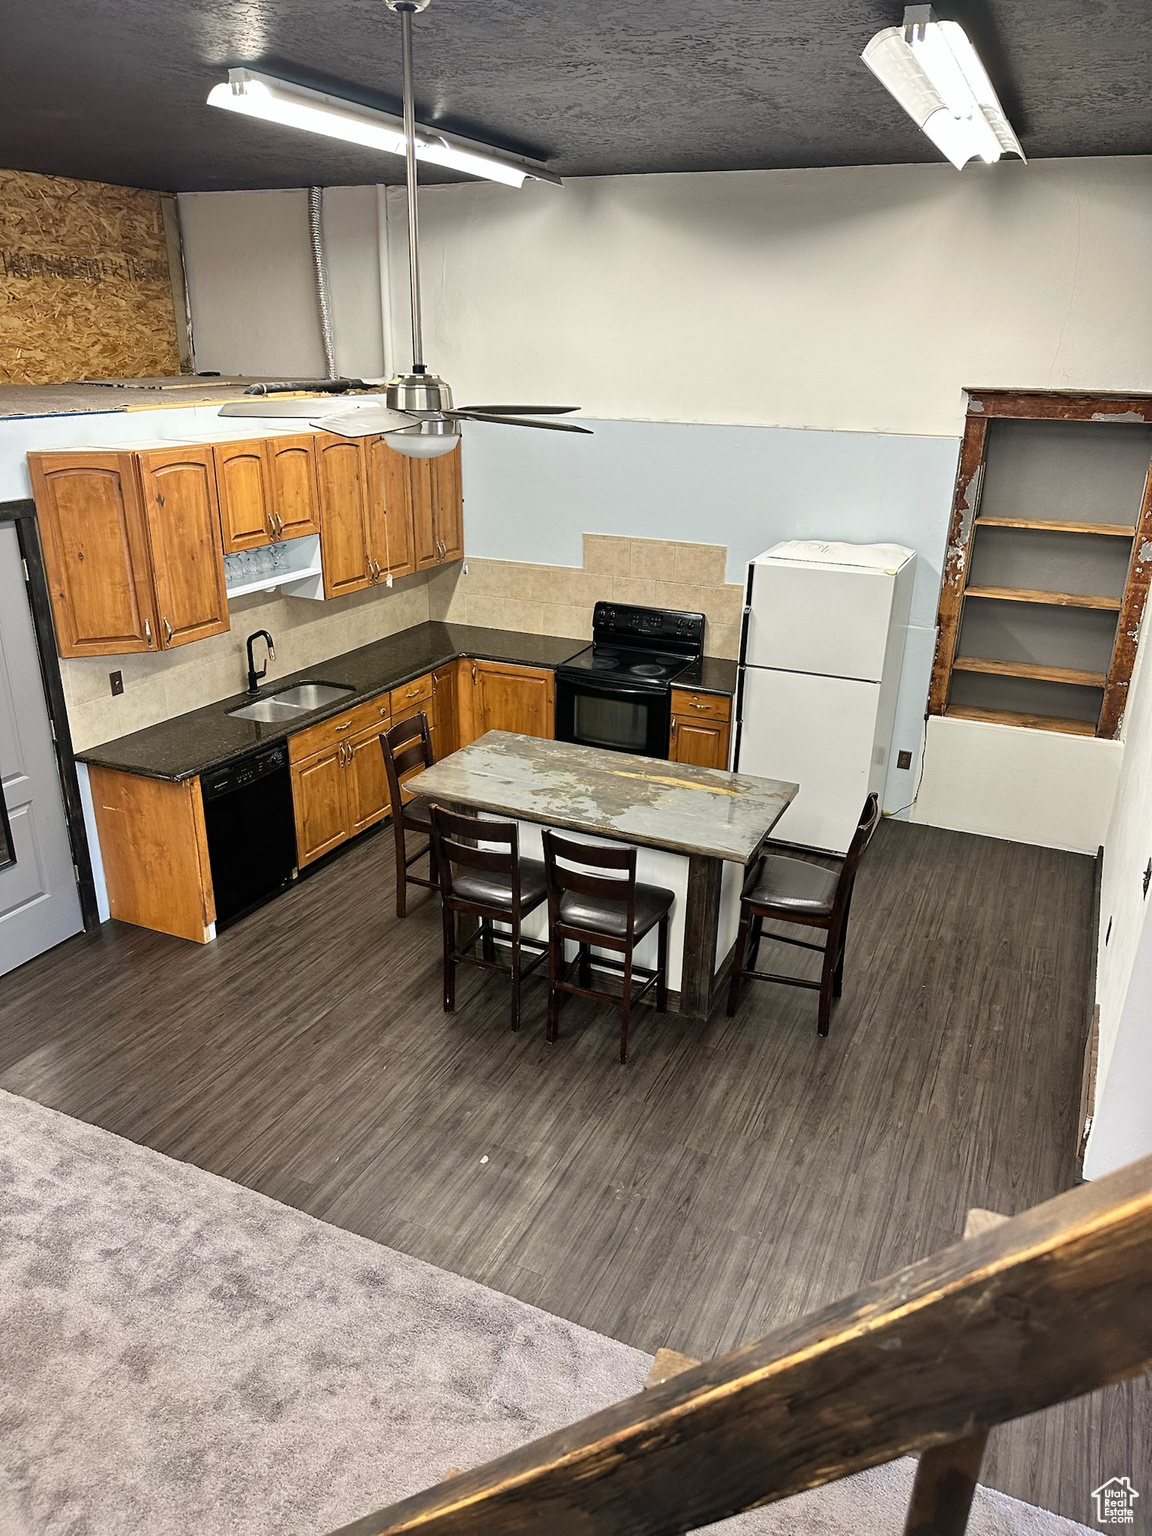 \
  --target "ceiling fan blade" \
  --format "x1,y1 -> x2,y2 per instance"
219,396 -> 374,419
311,402 -> 423,438
450,411 -> 593,434
457,405 -> 580,415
